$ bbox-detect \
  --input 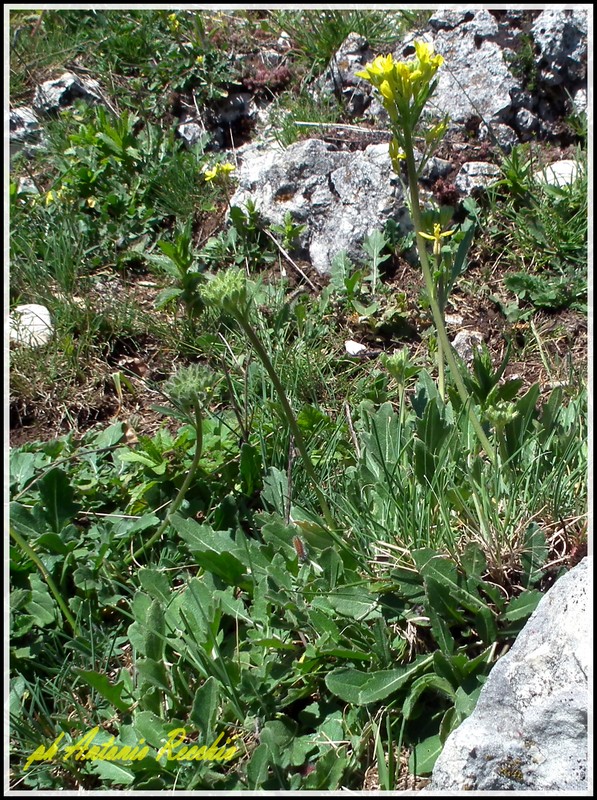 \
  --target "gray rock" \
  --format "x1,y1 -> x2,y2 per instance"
177,121 -> 207,148
478,122 -> 519,153
9,304 -> 53,348
414,25 -> 522,125
319,32 -> 373,117
428,10 -> 475,31
531,9 -> 588,86
10,106 -> 43,144
426,558 -> 589,791
421,156 -> 453,182
515,107 -> 540,137
10,106 -> 46,158
16,177 -> 40,195
455,162 -> 500,194
230,138 -> 409,274
33,71 -> 104,114
572,87 -> 587,116
451,330 -> 484,362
